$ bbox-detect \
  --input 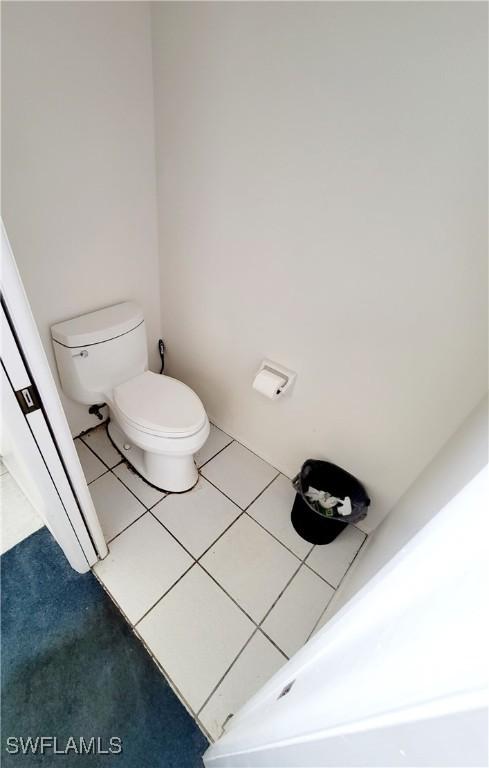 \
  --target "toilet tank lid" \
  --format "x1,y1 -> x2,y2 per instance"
51,302 -> 144,348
